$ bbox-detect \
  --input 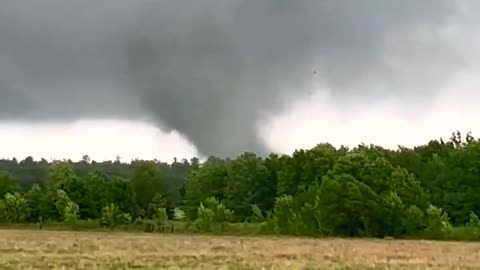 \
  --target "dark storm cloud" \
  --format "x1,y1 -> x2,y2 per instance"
0,0 -> 470,157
